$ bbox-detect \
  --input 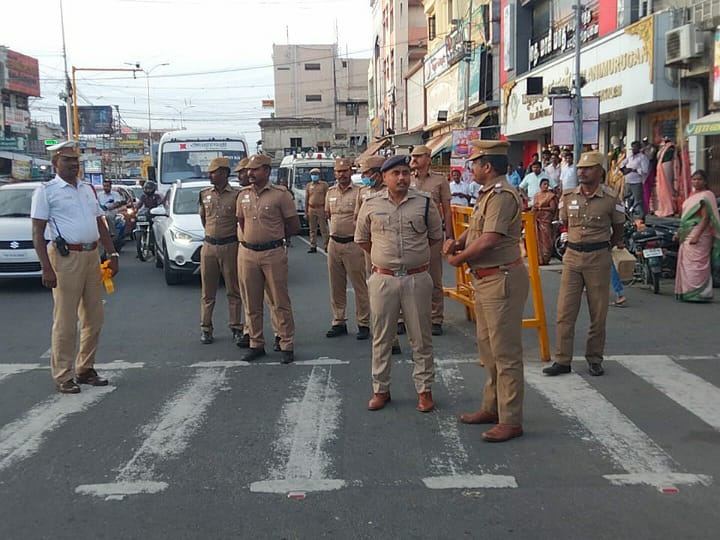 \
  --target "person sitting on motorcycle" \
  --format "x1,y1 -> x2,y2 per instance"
135,180 -> 163,211
97,180 -> 125,238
